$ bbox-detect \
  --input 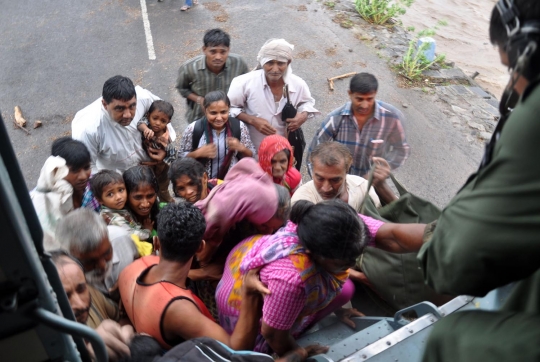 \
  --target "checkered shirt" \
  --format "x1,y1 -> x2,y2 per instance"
308,101 -> 410,176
